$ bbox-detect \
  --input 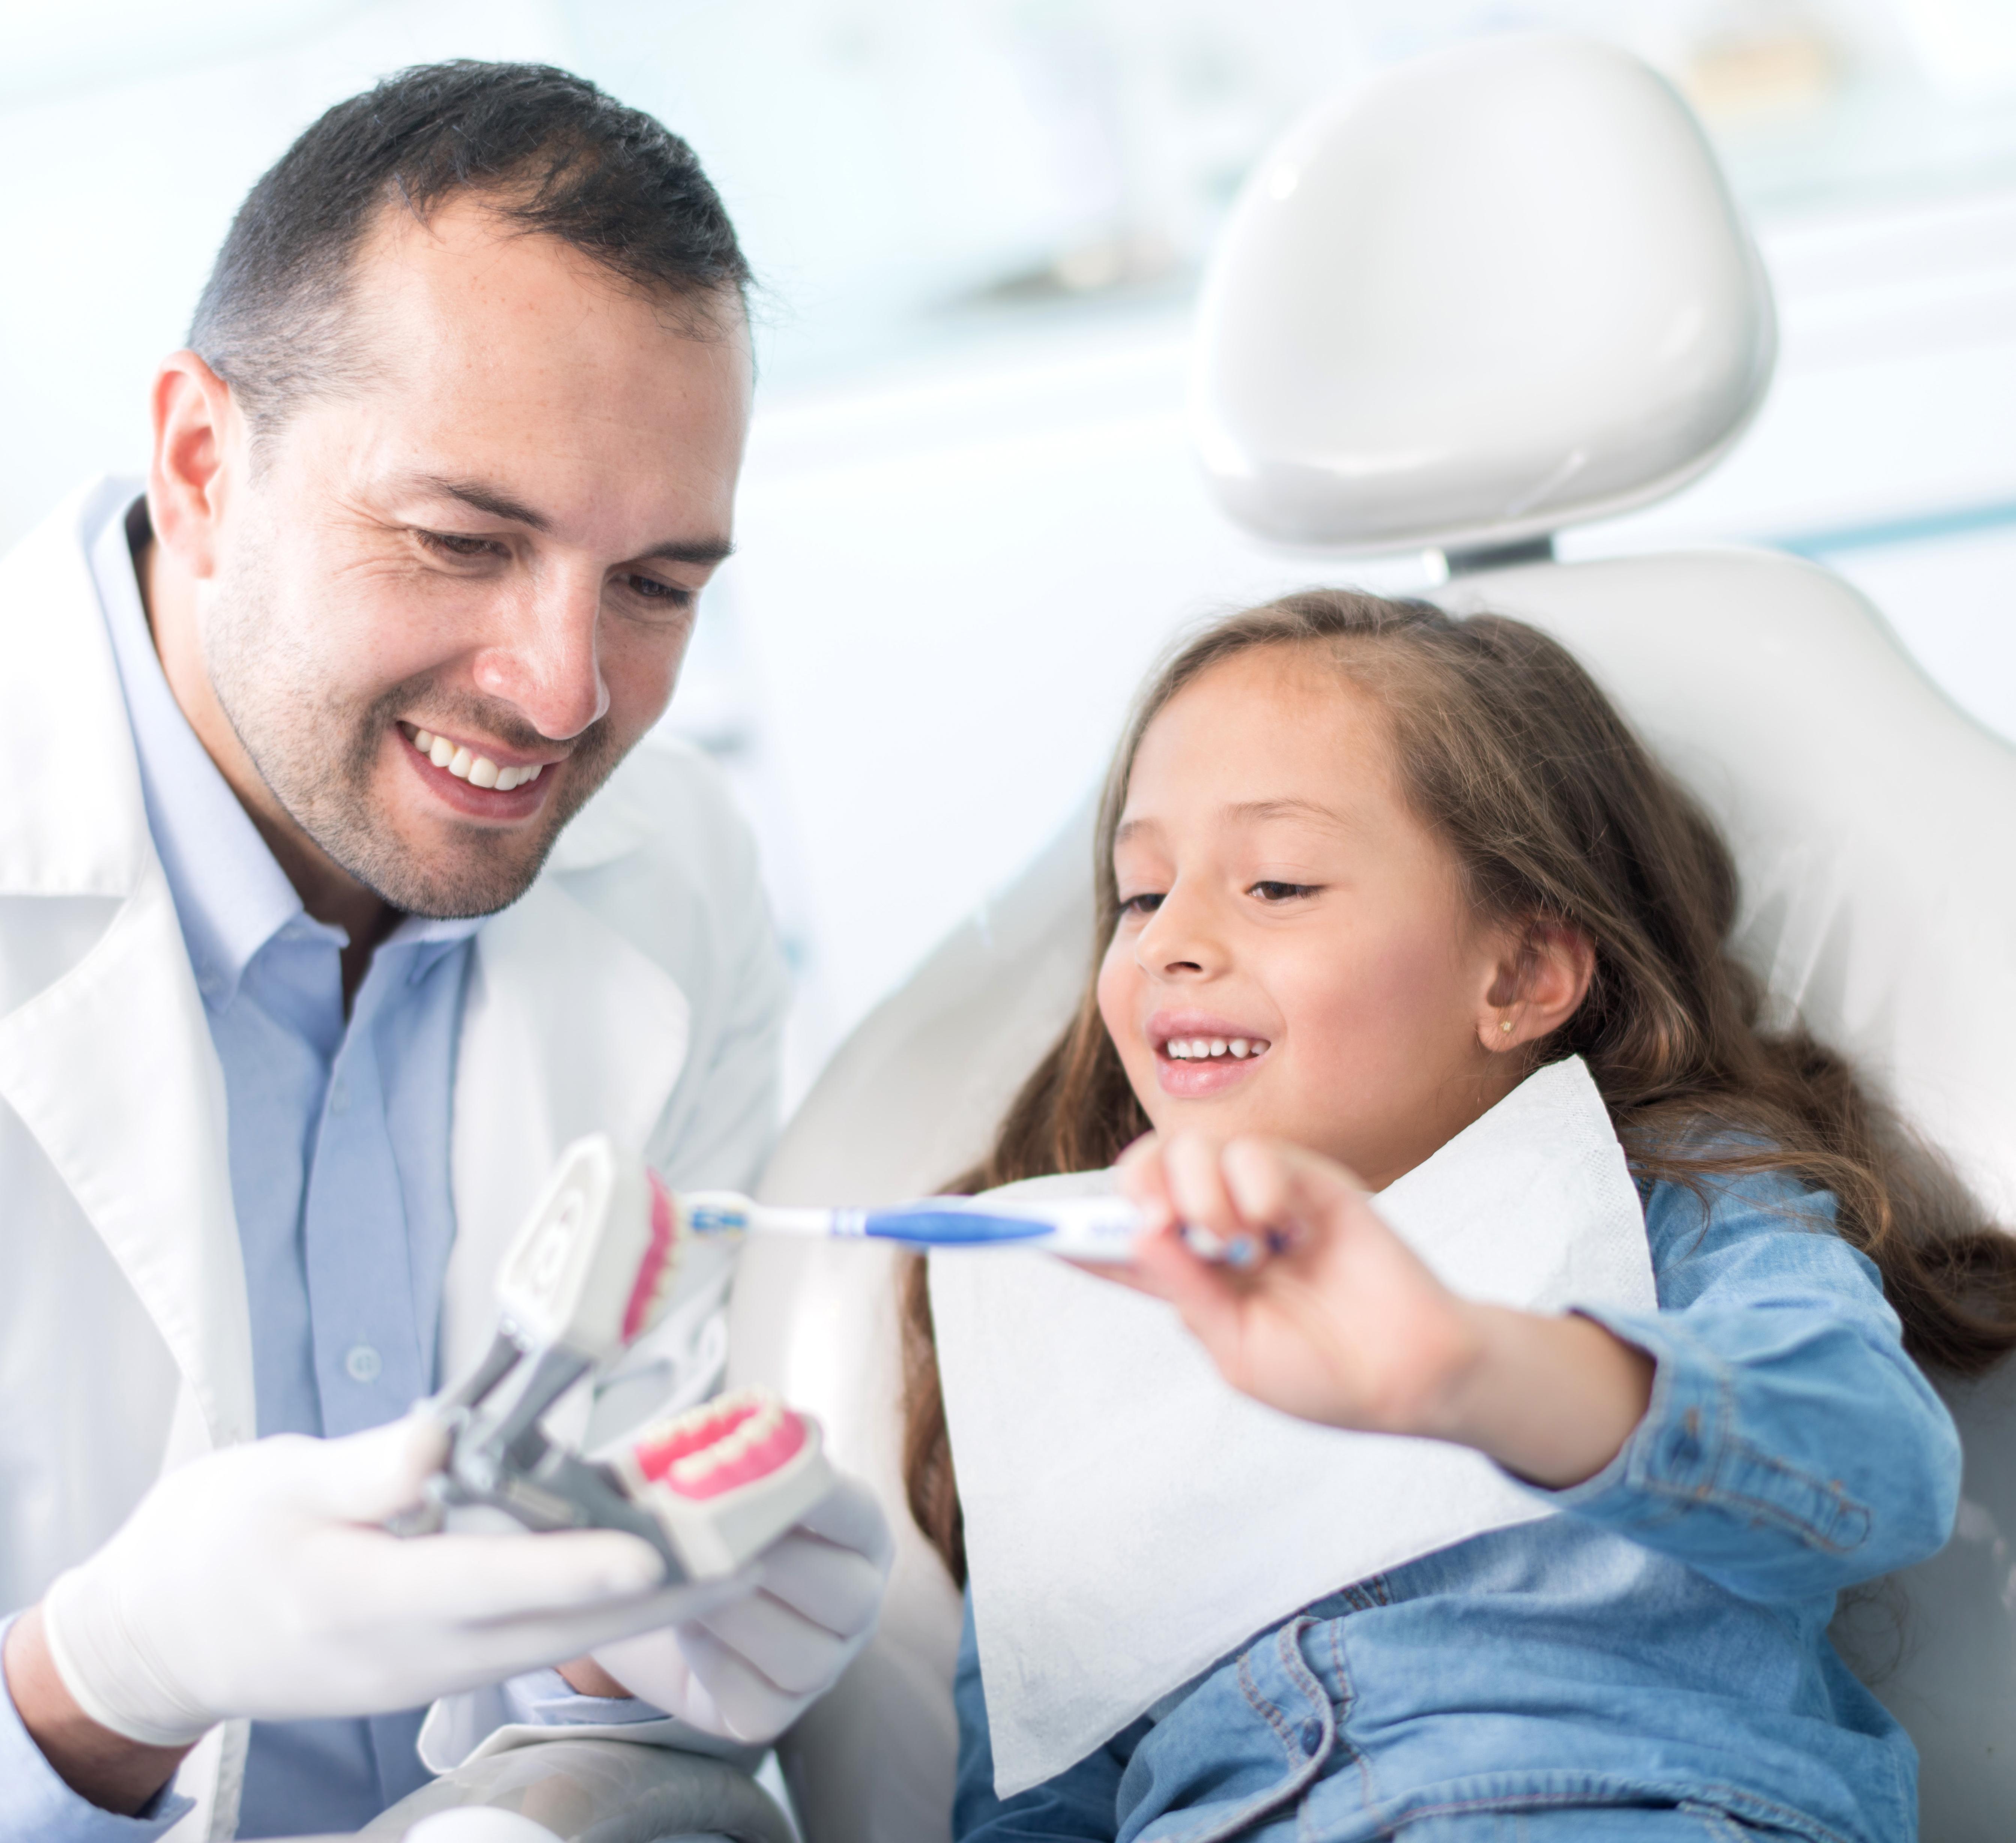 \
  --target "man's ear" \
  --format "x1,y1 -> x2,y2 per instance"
146,351 -> 242,583
1479,918 -> 1596,1054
